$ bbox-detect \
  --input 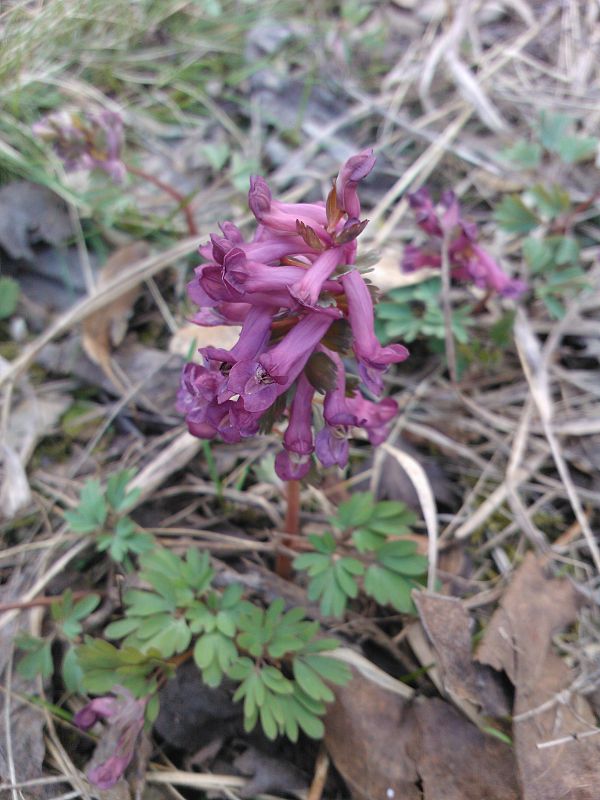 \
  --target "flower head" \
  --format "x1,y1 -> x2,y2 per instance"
74,687 -> 146,789
179,150 -> 408,477
403,188 -> 527,298
33,109 -> 125,182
